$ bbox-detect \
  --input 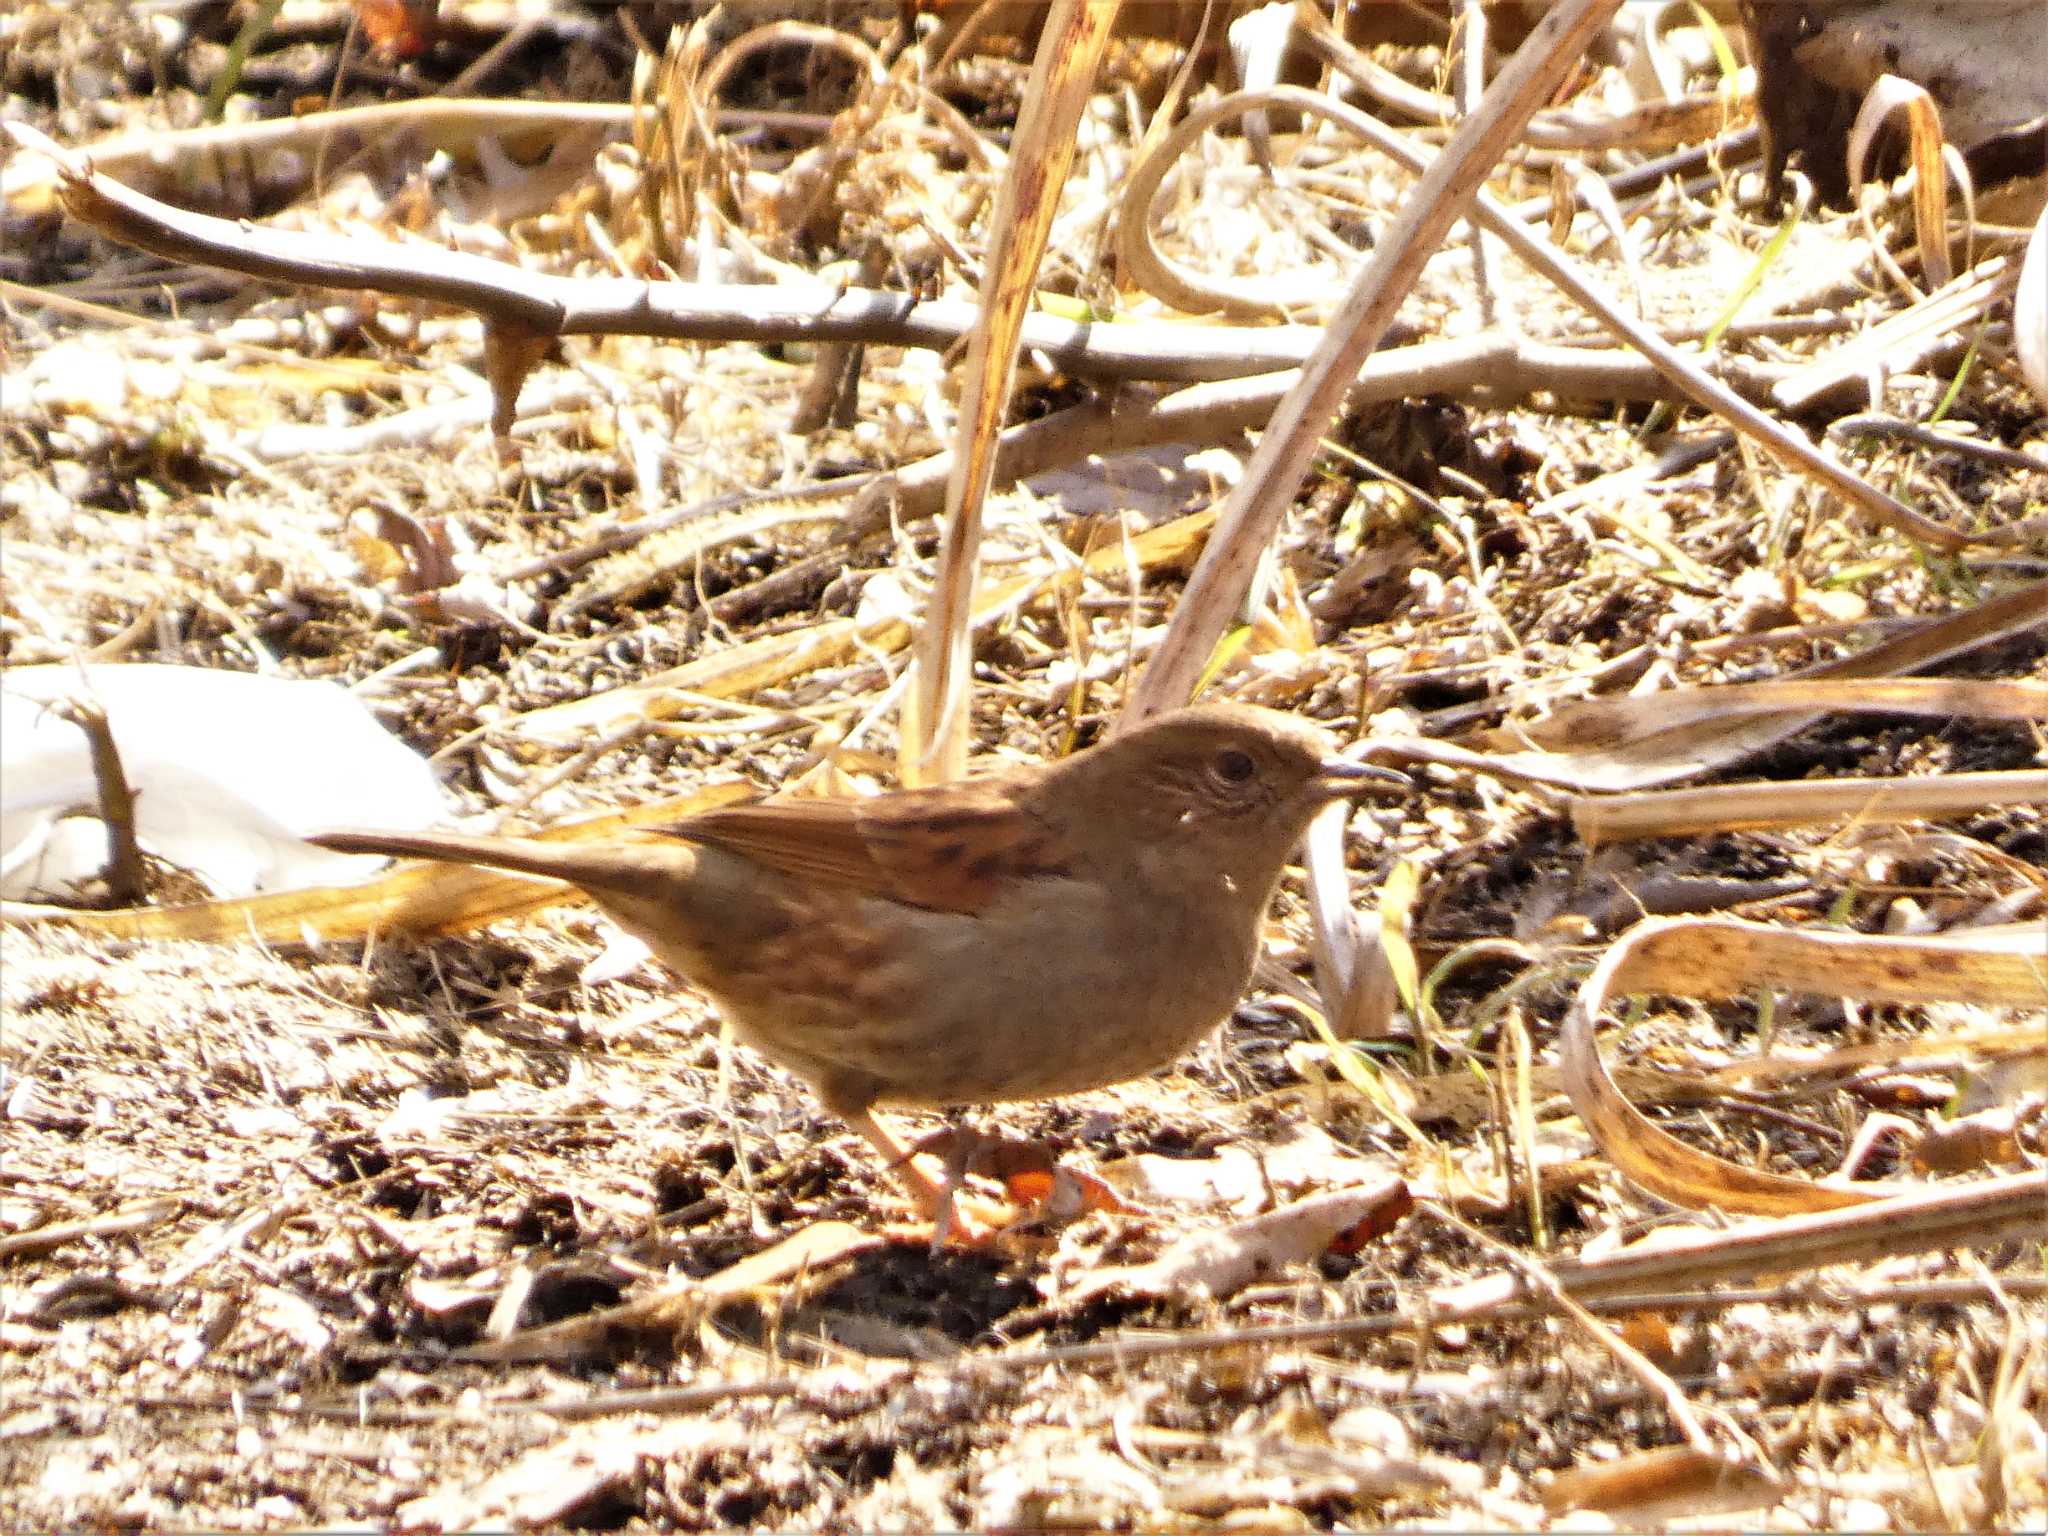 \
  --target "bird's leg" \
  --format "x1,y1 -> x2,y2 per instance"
867,1115 -> 1133,1236
925,1124 -> 974,1251
848,1108 -> 947,1212
848,1109 -> 1002,1247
